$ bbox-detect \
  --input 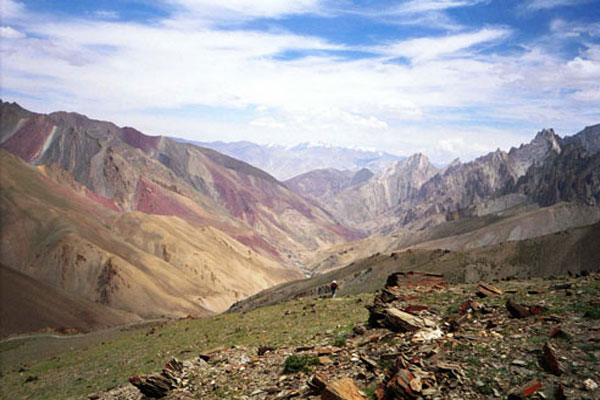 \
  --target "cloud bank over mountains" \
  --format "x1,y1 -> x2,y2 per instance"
1,0 -> 599,163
